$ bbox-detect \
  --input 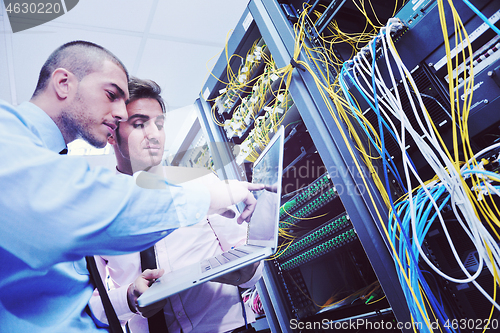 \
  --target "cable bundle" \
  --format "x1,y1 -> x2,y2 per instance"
207,1 -> 500,329
241,287 -> 265,315
337,1 -> 500,331
276,0 -> 500,330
